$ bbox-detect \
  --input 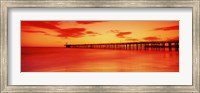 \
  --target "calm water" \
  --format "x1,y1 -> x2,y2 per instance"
21,47 -> 179,72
